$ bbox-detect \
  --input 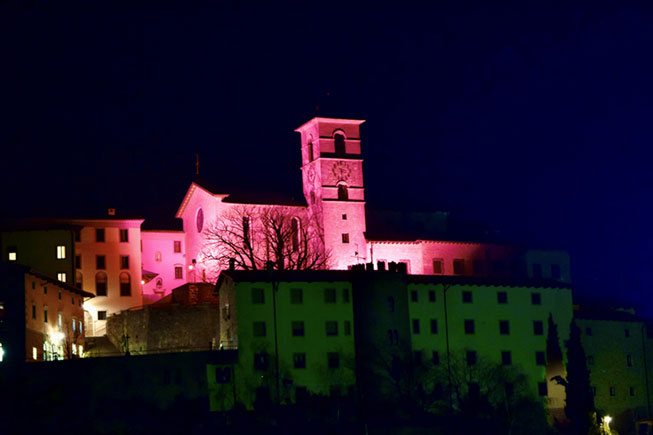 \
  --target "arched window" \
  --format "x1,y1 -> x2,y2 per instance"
307,142 -> 314,162
75,271 -> 83,289
119,272 -> 131,297
291,217 -> 300,252
156,278 -> 163,290
334,133 -> 345,155
337,184 -> 349,201
95,272 -> 107,297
